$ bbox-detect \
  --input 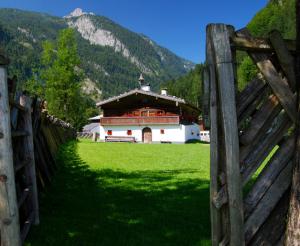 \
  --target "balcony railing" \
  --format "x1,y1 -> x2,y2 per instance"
100,116 -> 180,126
